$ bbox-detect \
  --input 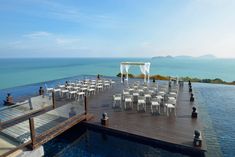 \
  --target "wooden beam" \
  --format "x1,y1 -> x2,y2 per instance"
52,91 -> 56,109
29,117 -> 36,150
34,113 -> 88,148
121,62 -> 146,65
85,96 -> 87,116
